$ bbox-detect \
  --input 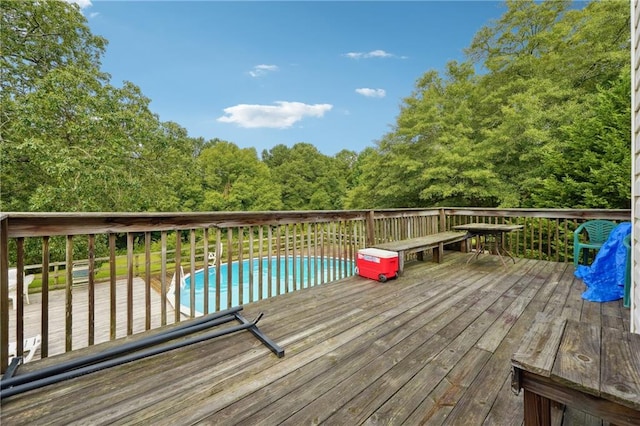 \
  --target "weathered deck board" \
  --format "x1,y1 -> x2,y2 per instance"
551,321 -> 601,392
600,327 -> 640,409
8,277 -> 181,358
1,252 -> 631,425
441,262 -> 566,425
